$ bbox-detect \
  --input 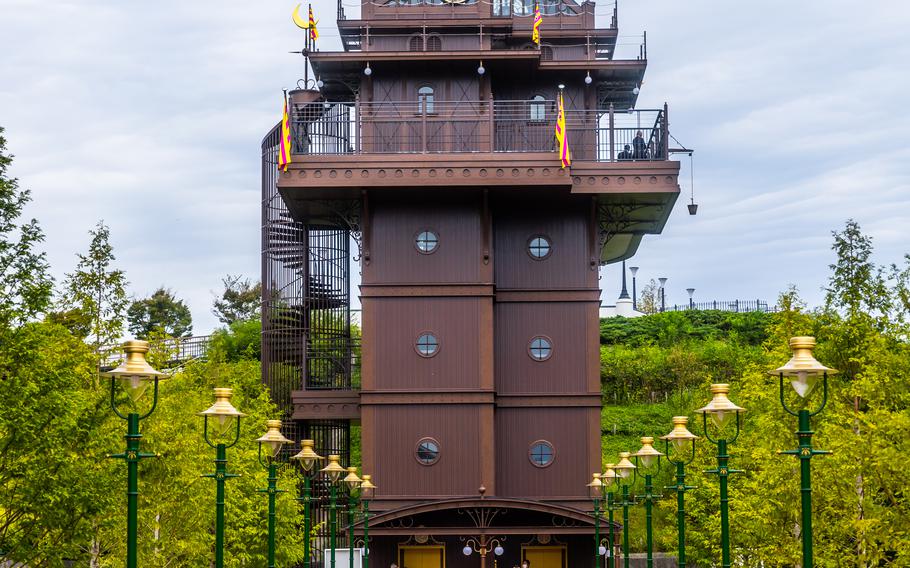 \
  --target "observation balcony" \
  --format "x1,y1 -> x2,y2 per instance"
276,99 -> 681,265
